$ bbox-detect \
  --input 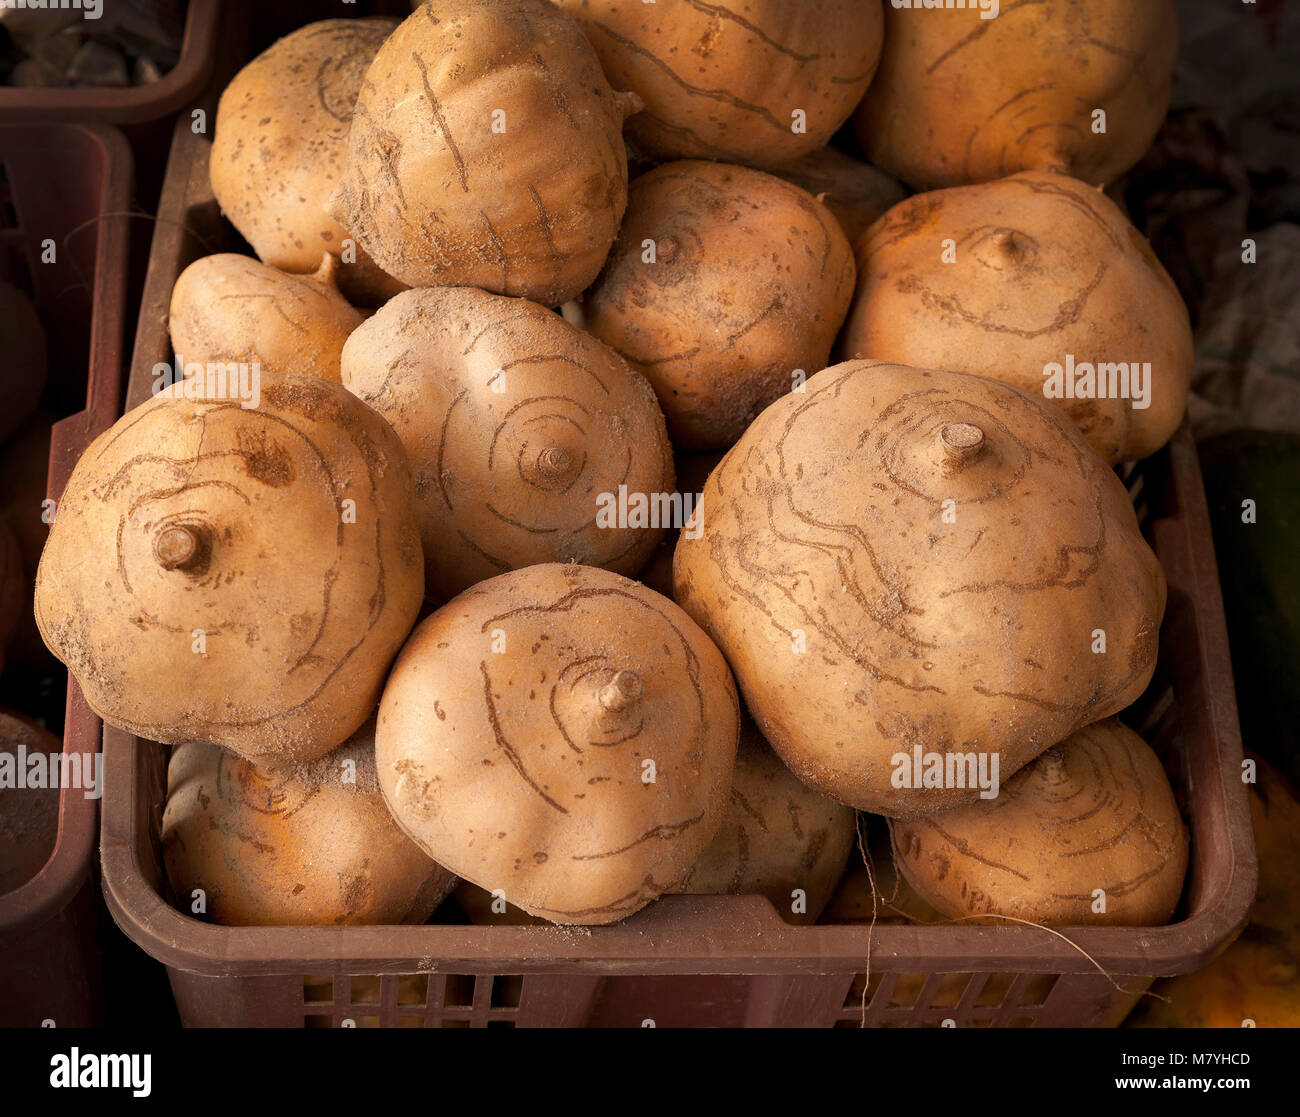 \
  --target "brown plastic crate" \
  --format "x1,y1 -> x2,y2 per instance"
0,121 -> 132,1027
97,110 -> 1256,1028
0,0 -> 221,125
